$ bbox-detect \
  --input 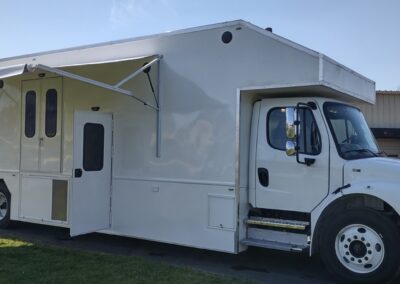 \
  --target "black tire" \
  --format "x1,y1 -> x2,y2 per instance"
319,208 -> 400,284
0,185 -> 10,228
